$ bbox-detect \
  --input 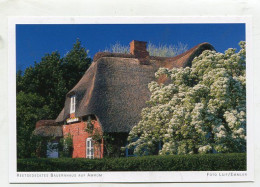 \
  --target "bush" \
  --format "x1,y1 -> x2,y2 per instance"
59,133 -> 73,158
128,42 -> 246,156
18,153 -> 246,171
